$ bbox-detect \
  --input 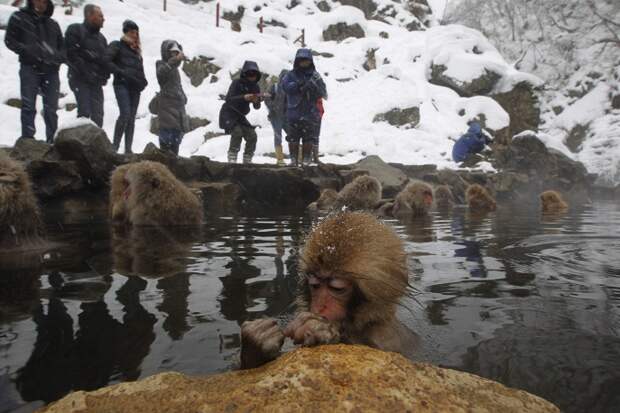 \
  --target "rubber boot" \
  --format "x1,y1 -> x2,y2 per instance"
275,145 -> 285,166
301,143 -> 313,166
312,144 -> 319,164
243,153 -> 253,164
288,142 -> 299,166
228,150 -> 238,163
